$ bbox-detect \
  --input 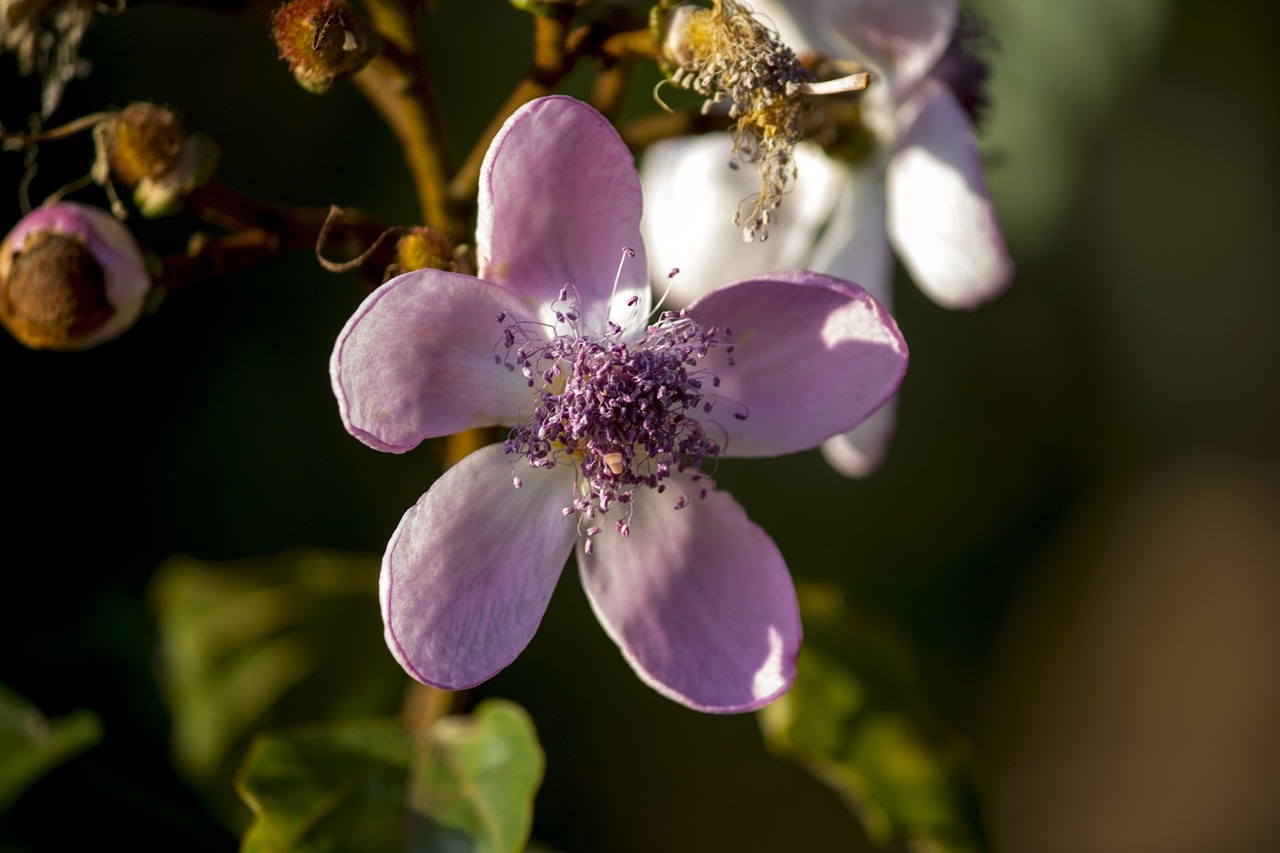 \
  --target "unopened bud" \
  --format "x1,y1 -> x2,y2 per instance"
271,0 -> 380,94
0,203 -> 151,350
395,227 -> 456,274
92,103 -> 221,218
98,102 -> 185,186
